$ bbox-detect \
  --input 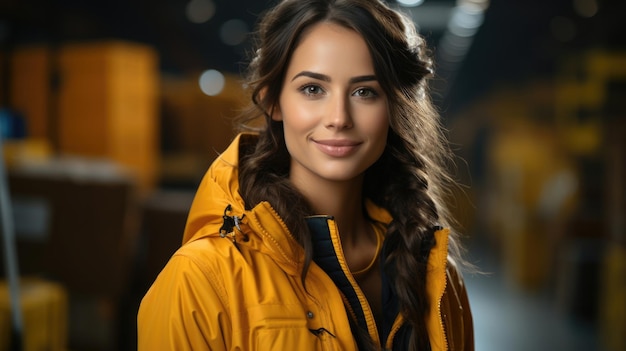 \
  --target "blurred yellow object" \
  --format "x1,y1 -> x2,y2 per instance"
1,139 -> 52,169
556,51 -> 626,156
0,278 -> 67,351
600,244 -> 626,351
8,46 -> 53,141
487,117 -> 578,289
561,121 -> 602,157
57,40 -> 159,196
